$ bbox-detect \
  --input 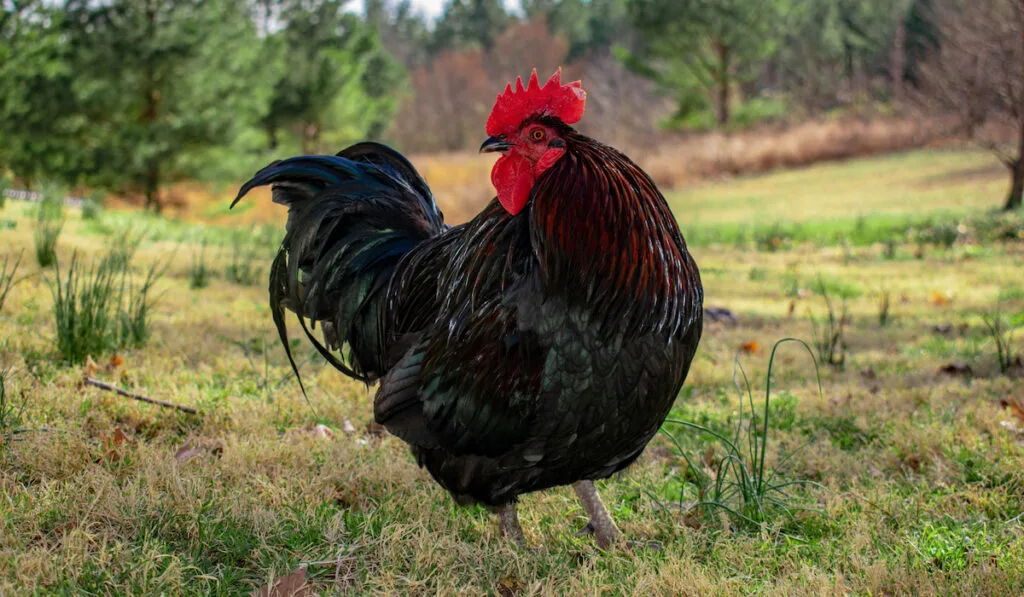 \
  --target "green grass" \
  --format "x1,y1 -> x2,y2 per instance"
33,186 -> 65,267
669,149 -> 1022,248
1,148 -> 1023,594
